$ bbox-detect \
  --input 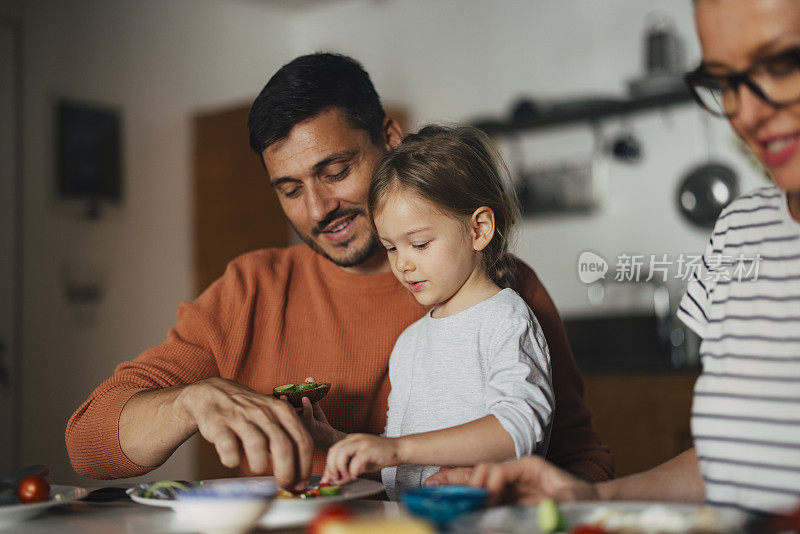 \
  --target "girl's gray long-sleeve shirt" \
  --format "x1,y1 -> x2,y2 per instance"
381,288 -> 554,500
